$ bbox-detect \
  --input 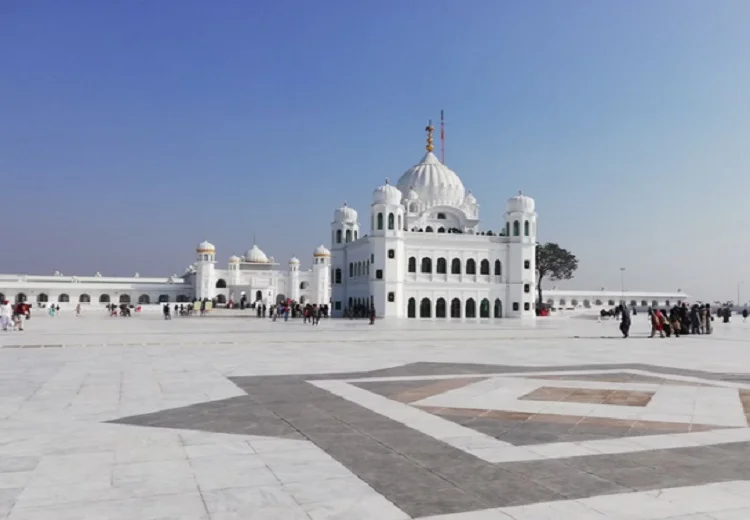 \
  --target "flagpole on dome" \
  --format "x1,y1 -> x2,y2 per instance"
440,109 -> 445,164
